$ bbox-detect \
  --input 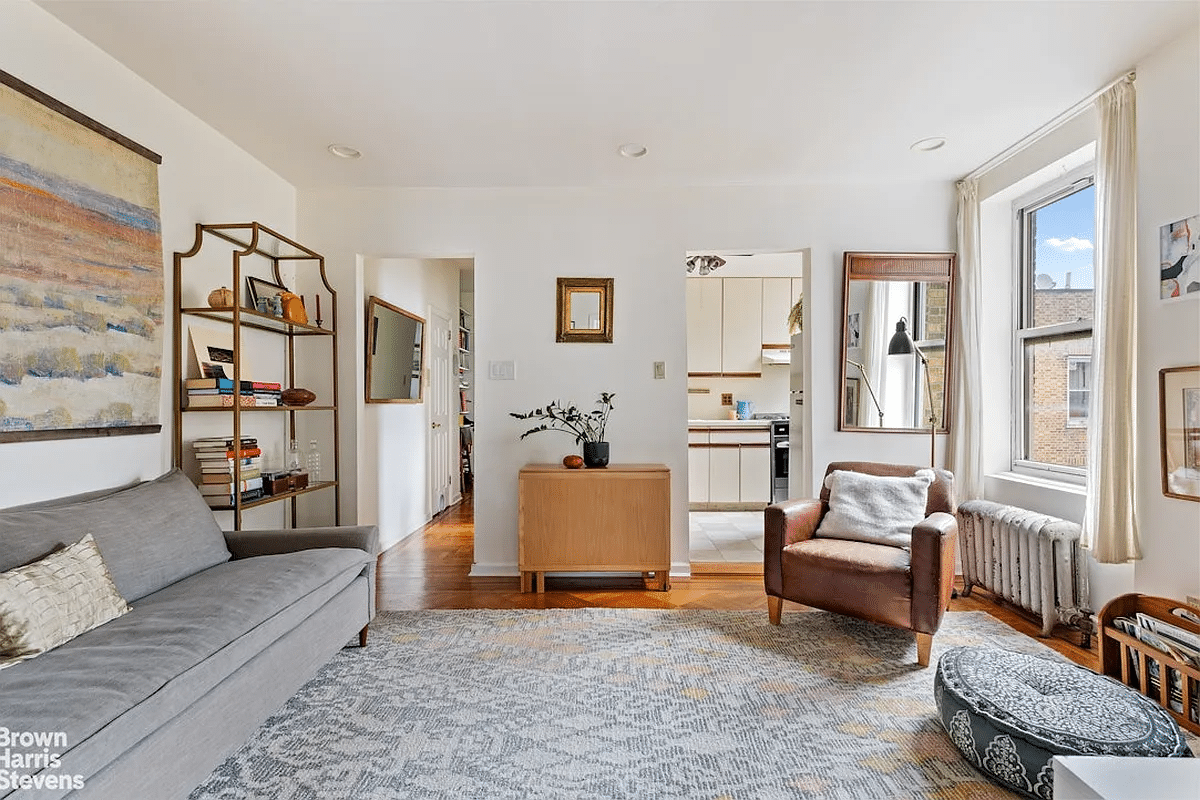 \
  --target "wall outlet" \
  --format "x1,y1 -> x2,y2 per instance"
653,361 -> 665,380
721,392 -> 733,406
